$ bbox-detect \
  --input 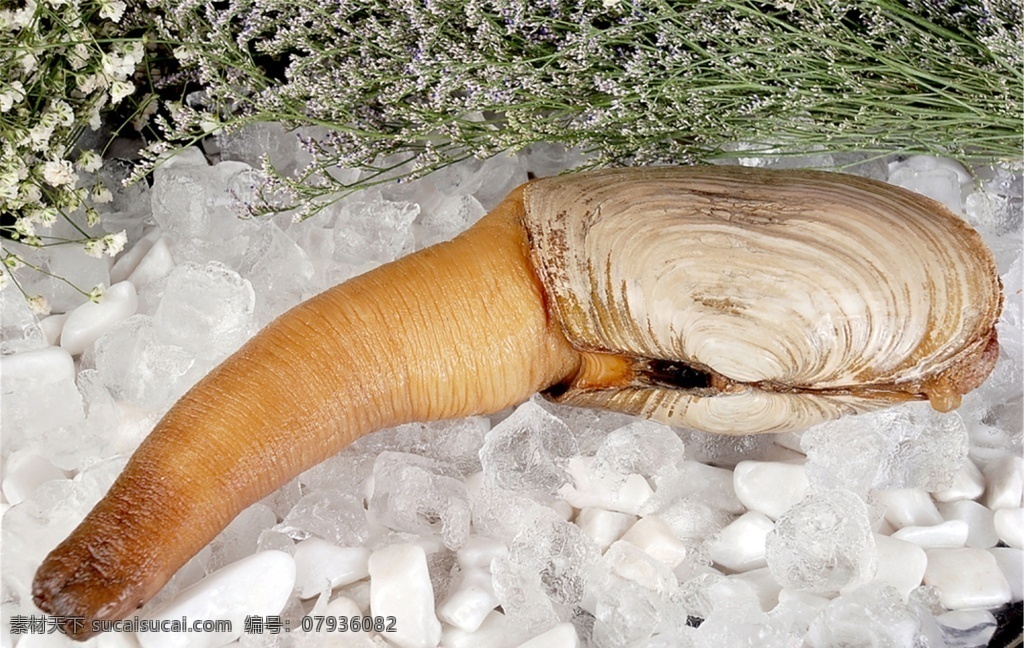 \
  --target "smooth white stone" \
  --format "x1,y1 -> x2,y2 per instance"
436,567 -> 499,632
777,588 -> 831,613
619,515 -> 688,568
320,596 -> 382,647
38,313 -> 68,346
993,508 -> 1024,549
923,548 -> 1012,610
575,508 -> 637,554
440,611 -> 507,648
293,538 -> 370,599
368,543 -> 442,648
932,459 -> 985,502
872,534 -> 927,600
559,457 -> 653,514
1,451 -> 65,505
549,498 -> 574,521
60,281 -> 139,356
127,236 -> 175,286
456,536 -> 508,570
515,623 -> 579,648
873,489 -> 944,529
989,548 -> 1023,601
890,520 -> 969,549
137,550 -> 295,648
111,227 -> 162,283
729,567 -> 782,611
983,456 -> 1023,510
733,461 -> 808,519
0,345 -> 75,384
708,510 -> 774,572
937,500 -> 998,549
